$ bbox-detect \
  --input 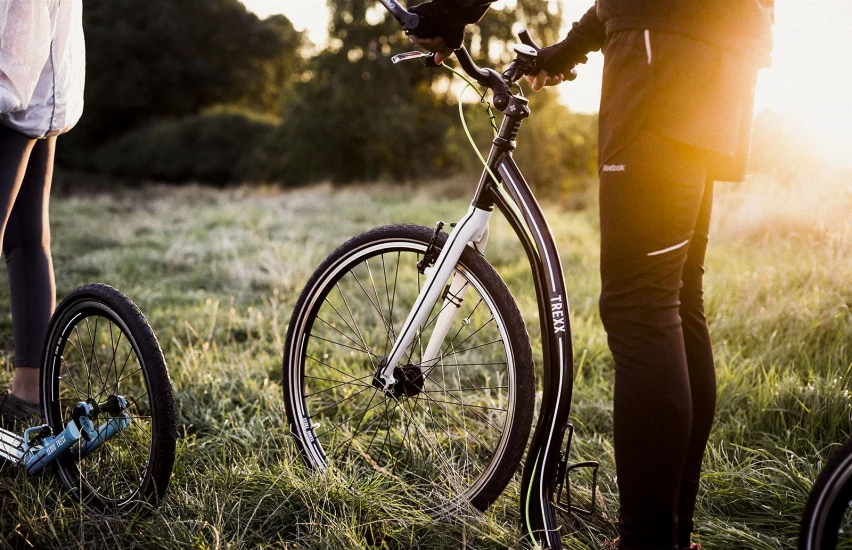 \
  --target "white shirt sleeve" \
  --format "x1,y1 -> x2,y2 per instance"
0,0 -> 52,115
